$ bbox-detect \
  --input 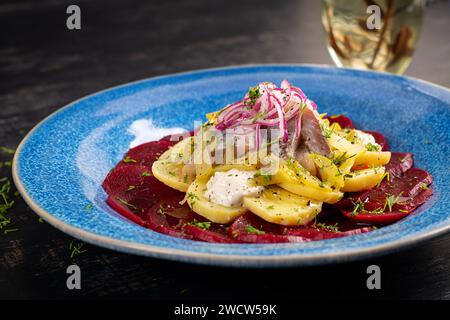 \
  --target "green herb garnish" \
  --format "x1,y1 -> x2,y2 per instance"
366,143 -> 381,152
0,147 -> 15,155
187,219 -> 211,230
245,225 -> 265,235
69,240 -> 87,259
186,192 -> 199,206
247,86 -> 261,106
316,222 -> 339,233
123,156 -> 137,163
0,177 -> 16,234
253,171 -> 272,184
116,197 -> 138,210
